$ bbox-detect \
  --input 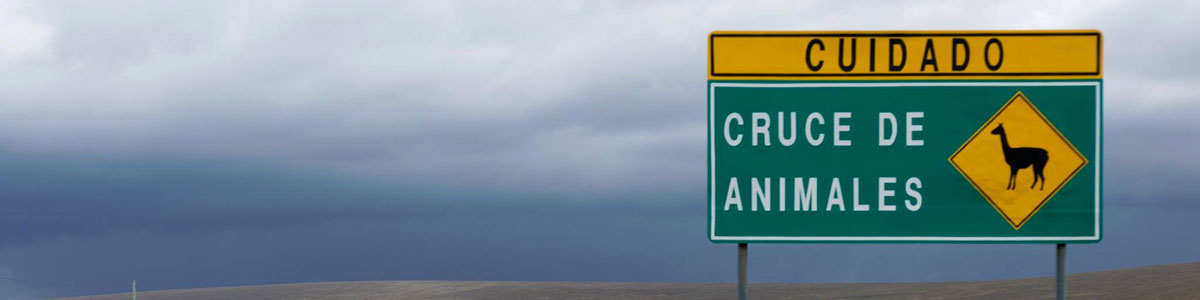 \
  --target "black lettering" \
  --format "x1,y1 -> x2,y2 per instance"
869,38 -> 876,72
984,38 -> 1003,71
838,38 -> 856,72
952,38 -> 969,71
806,39 -> 825,71
921,39 -> 938,72
888,39 -> 906,72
